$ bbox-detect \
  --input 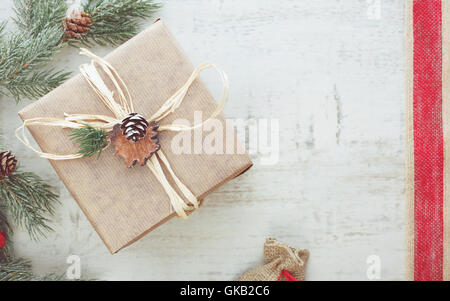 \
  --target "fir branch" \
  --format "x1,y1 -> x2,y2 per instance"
81,0 -> 162,46
0,205 -> 10,235
0,257 -> 66,281
69,124 -> 108,159
13,0 -> 67,36
0,26 -> 70,101
0,258 -> 34,281
0,0 -> 69,101
0,171 -> 59,240
5,69 -> 70,101
0,0 -> 161,102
